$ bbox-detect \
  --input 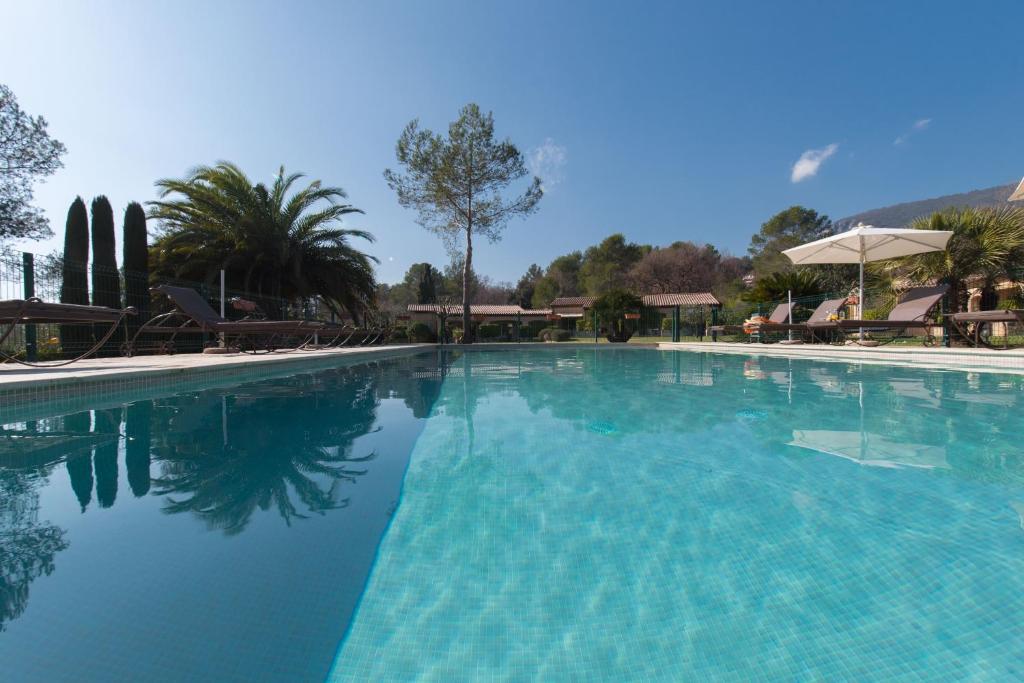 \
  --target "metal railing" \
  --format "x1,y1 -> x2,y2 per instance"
1,249 -> 357,361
